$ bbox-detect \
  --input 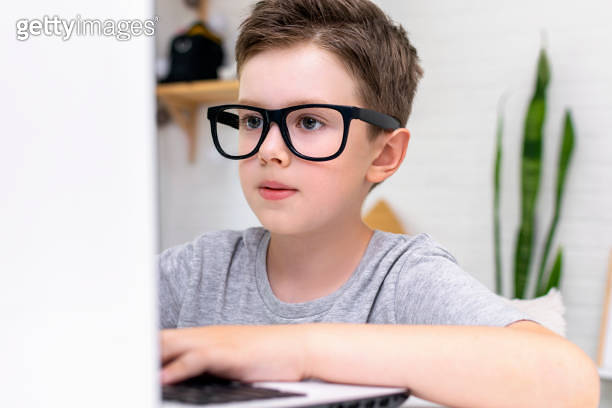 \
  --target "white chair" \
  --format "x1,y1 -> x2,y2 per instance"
501,287 -> 567,337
